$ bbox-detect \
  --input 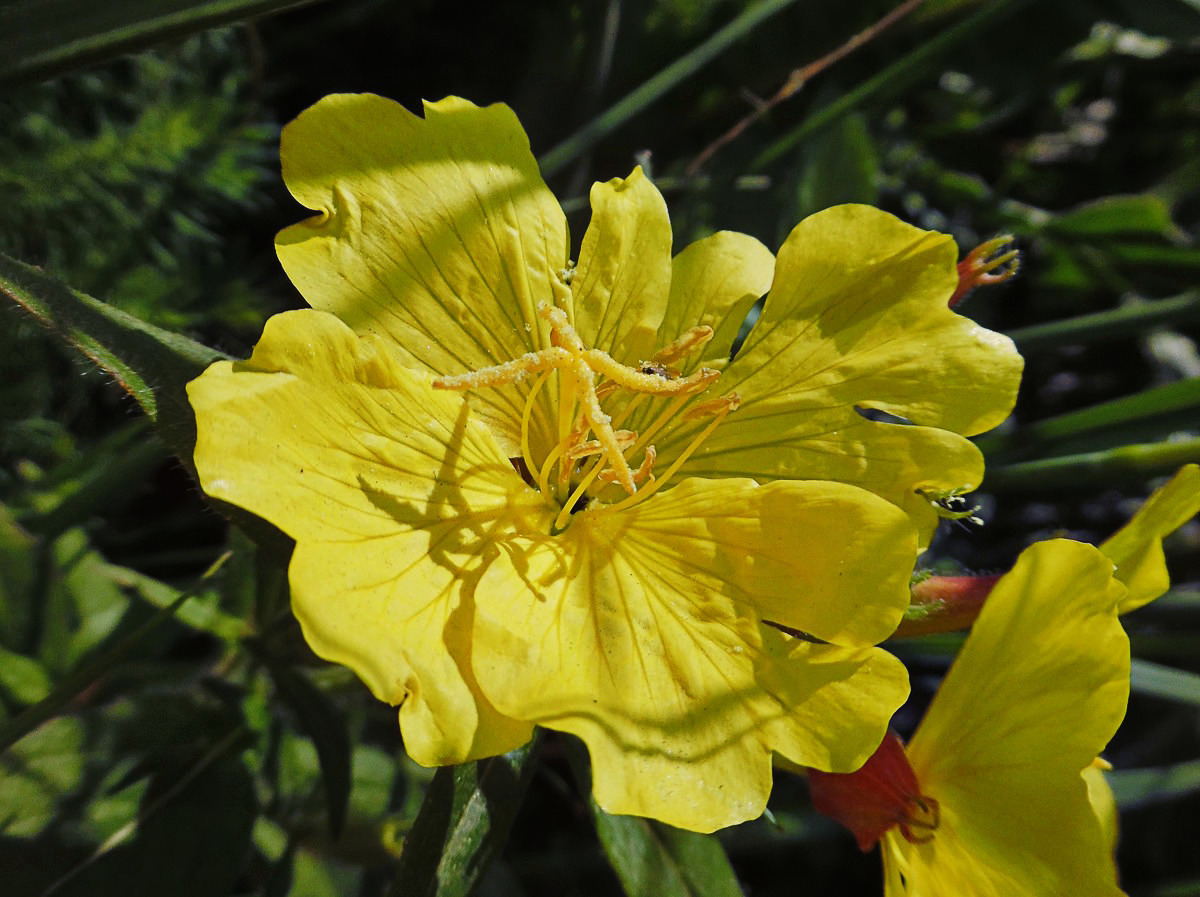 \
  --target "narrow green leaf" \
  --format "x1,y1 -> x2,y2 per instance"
594,809 -> 744,897
563,735 -> 743,897
0,0 -> 329,87
0,253 -> 227,471
977,378 -> 1200,460
1005,291 -> 1200,354
982,437 -> 1200,492
1045,195 -> 1179,238
538,0 -> 801,177
1109,760 -> 1200,809
751,0 -> 1042,169
390,735 -> 542,897
263,658 -> 352,839
1131,659 -> 1200,707
104,563 -> 246,642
